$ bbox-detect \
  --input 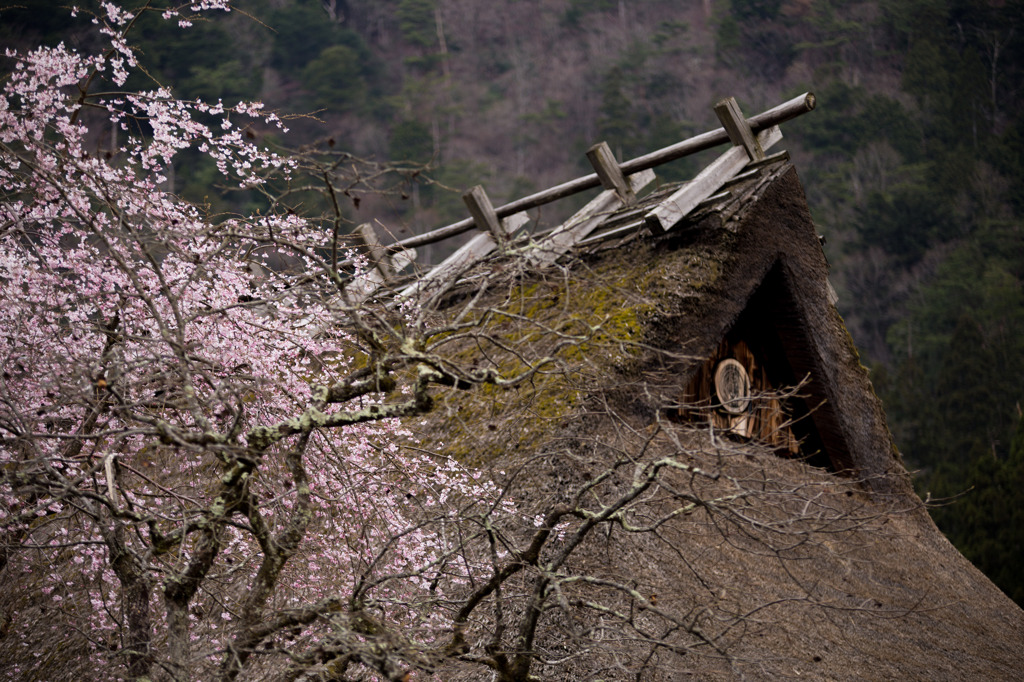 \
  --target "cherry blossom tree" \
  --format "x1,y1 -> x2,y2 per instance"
0,3 -> 540,679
